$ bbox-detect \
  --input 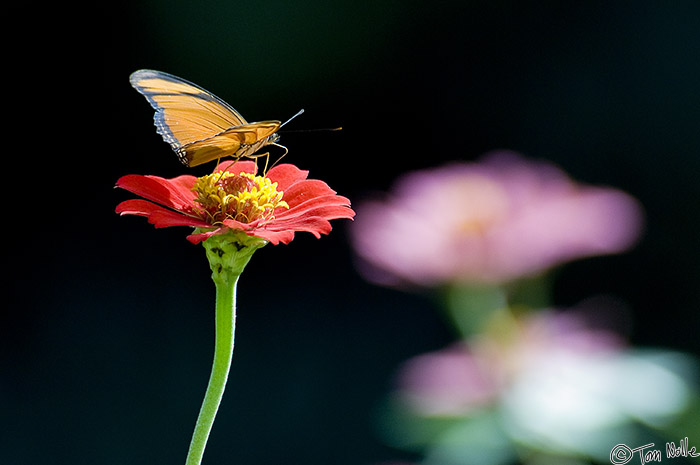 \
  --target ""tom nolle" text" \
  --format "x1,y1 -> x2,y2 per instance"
610,437 -> 699,464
